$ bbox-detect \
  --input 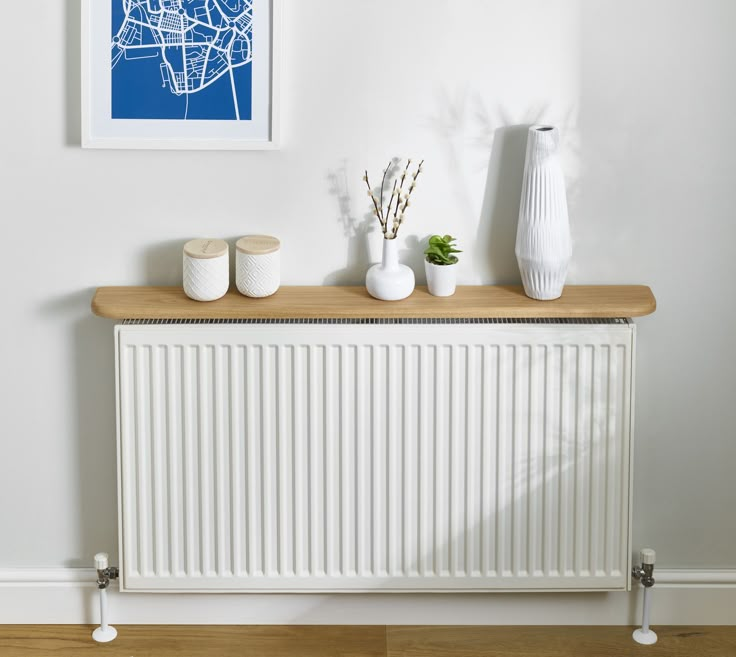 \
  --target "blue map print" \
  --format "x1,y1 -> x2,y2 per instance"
112,0 -> 253,120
